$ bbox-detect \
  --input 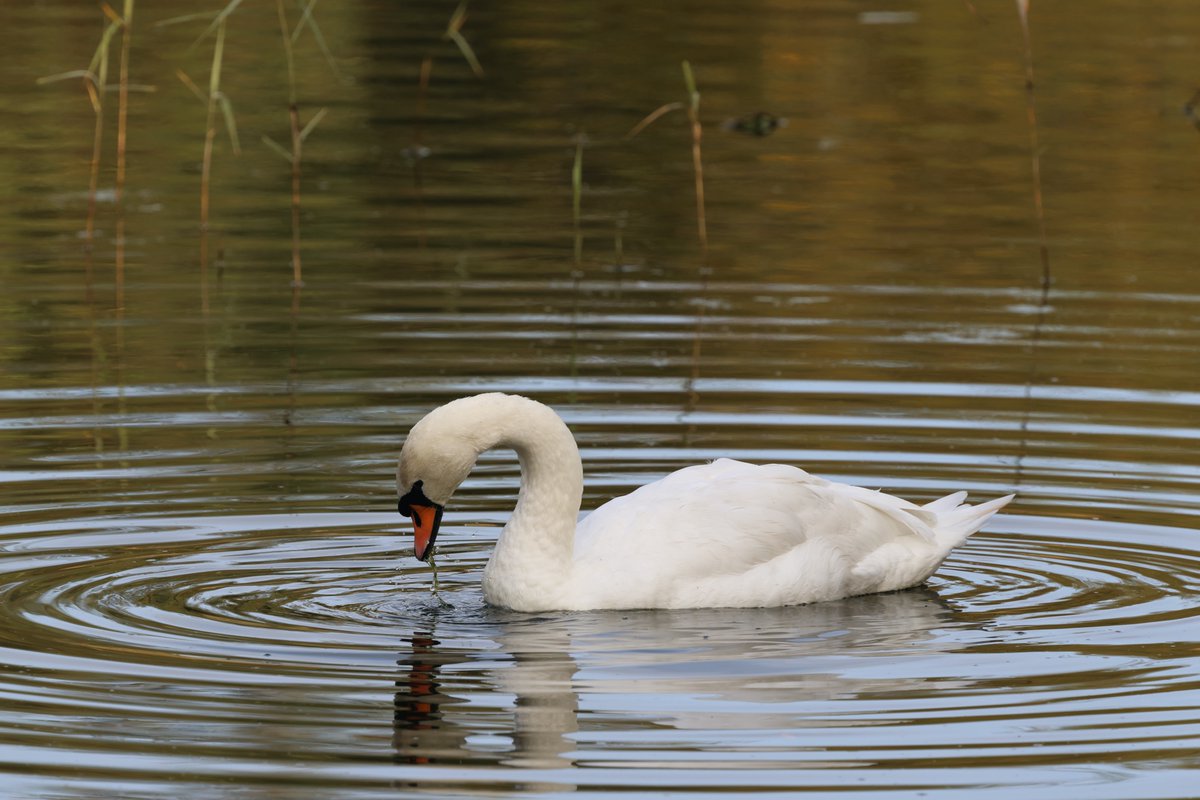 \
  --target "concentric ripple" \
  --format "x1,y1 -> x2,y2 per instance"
4,366 -> 1200,798
0,515 -> 425,676
7,0 -> 1200,792
0,506 -> 1199,797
